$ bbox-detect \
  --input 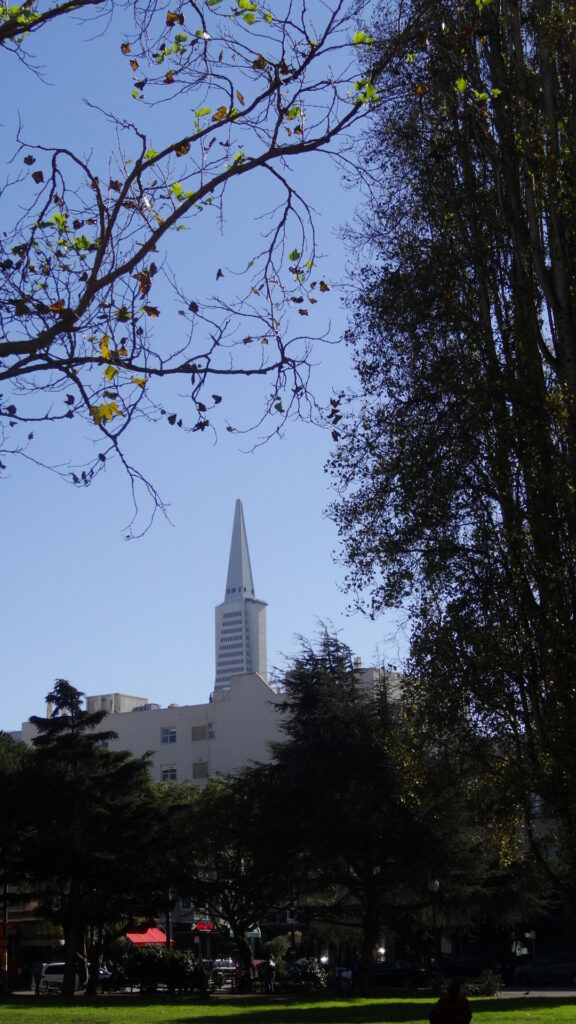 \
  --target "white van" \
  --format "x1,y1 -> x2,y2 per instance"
38,962 -> 80,994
